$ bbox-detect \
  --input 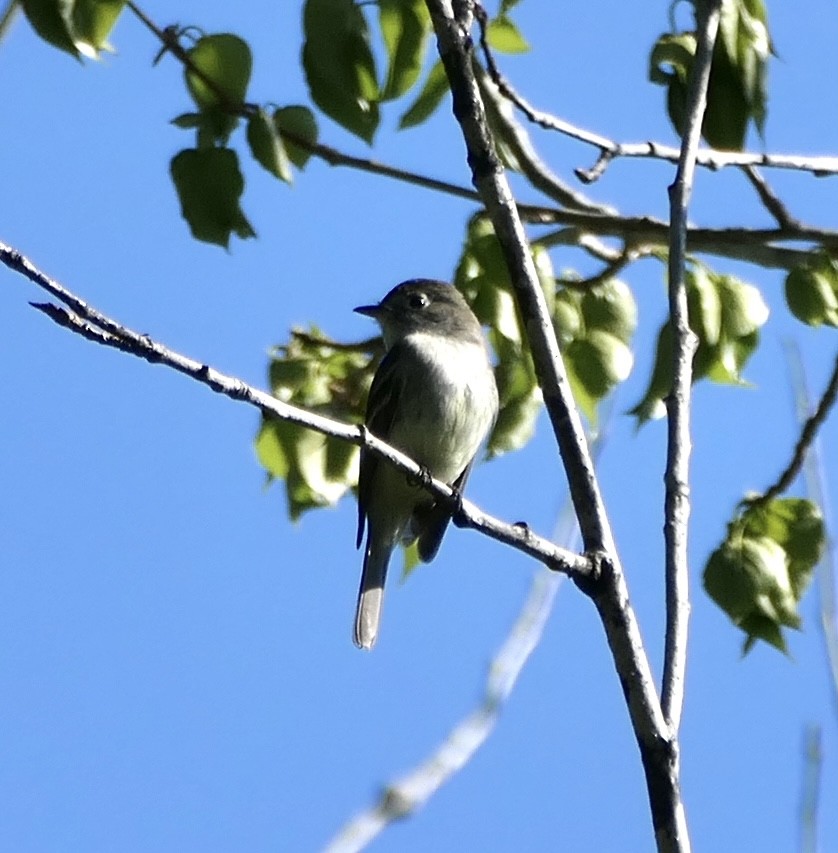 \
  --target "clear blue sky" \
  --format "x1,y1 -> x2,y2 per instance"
1,2 -> 836,851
